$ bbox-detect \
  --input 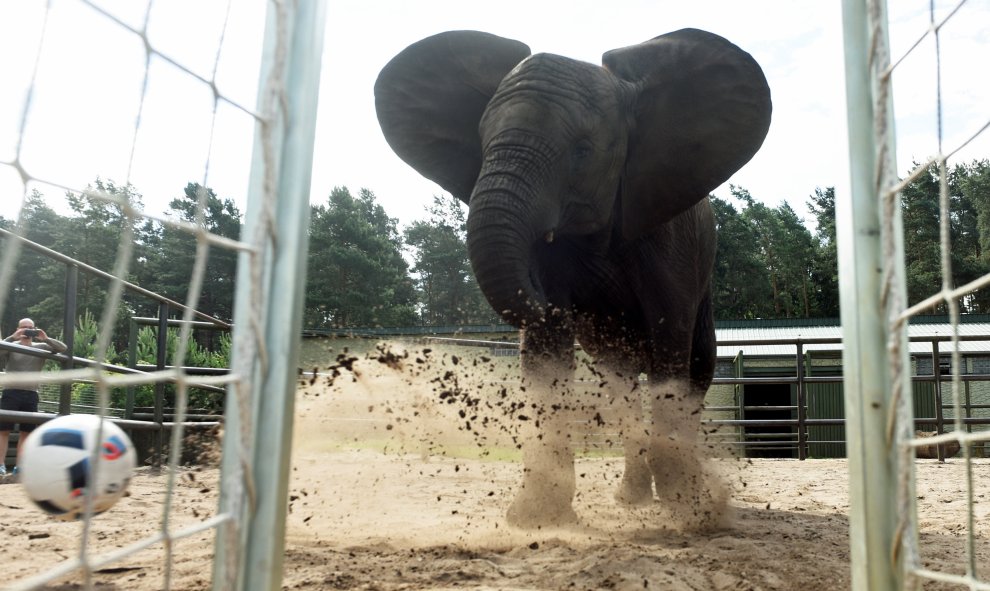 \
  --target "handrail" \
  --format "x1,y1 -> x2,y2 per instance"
717,333 -> 990,346
0,408 -> 219,431
0,341 -> 224,394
